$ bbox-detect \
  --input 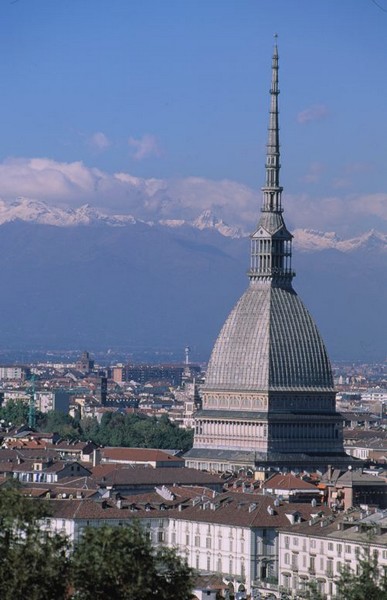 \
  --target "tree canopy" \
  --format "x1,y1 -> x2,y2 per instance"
335,549 -> 387,600
0,482 -> 71,600
72,523 -> 194,600
0,485 -> 193,600
0,400 -> 193,451
79,412 -> 193,451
